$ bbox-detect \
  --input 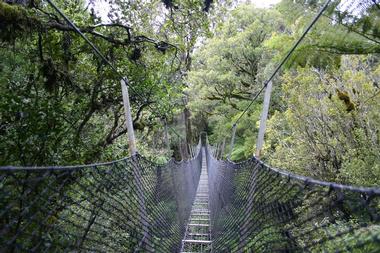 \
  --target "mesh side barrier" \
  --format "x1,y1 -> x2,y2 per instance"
206,145 -> 380,252
0,145 -> 202,252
